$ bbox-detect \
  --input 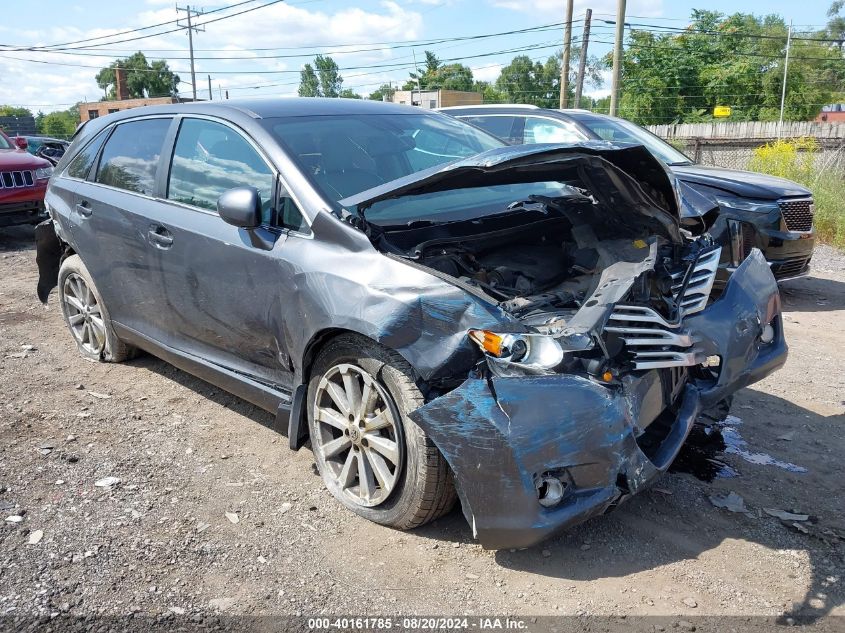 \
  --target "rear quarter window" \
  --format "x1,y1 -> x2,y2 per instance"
66,131 -> 109,180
